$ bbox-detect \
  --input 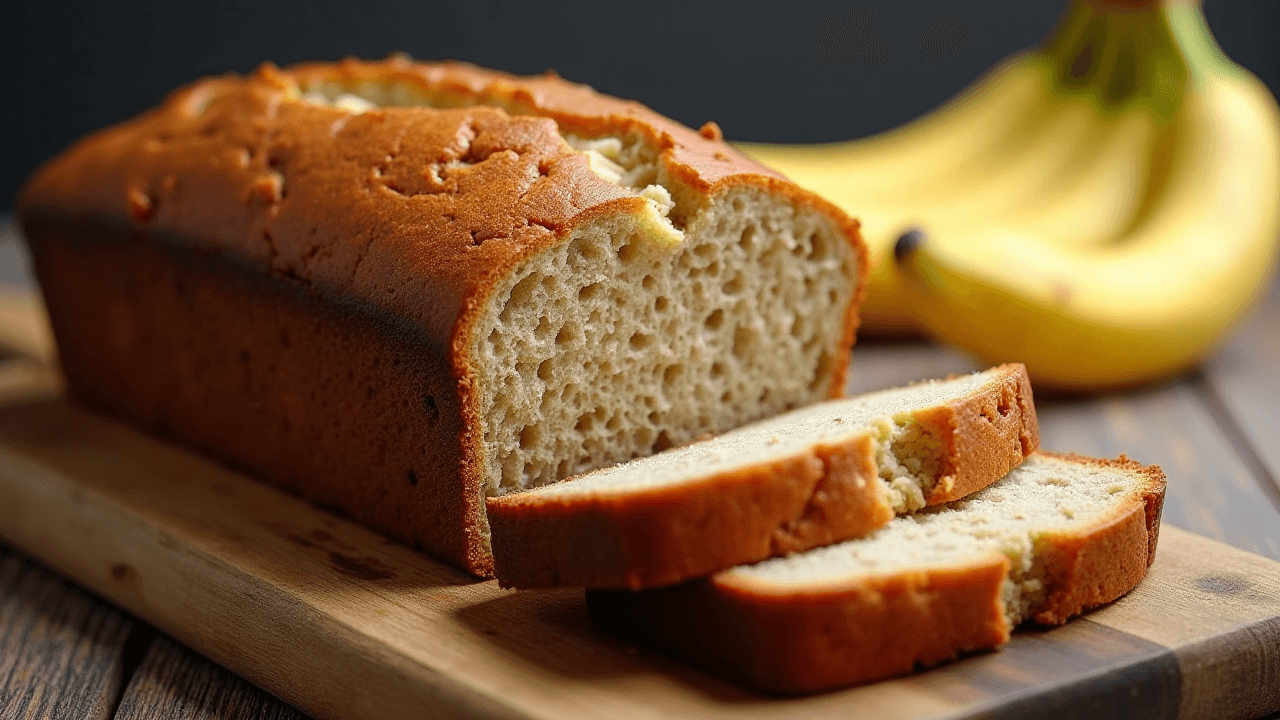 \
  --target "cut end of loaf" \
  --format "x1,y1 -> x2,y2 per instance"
473,186 -> 856,497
